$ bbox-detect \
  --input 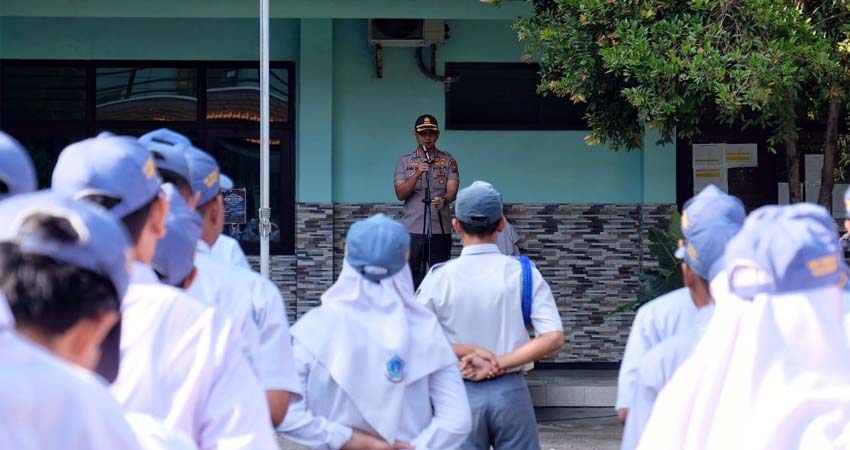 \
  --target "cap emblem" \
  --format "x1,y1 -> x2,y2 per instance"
807,254 -> 838,277
142,157 -> 157,179
203,169 -> 219,188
